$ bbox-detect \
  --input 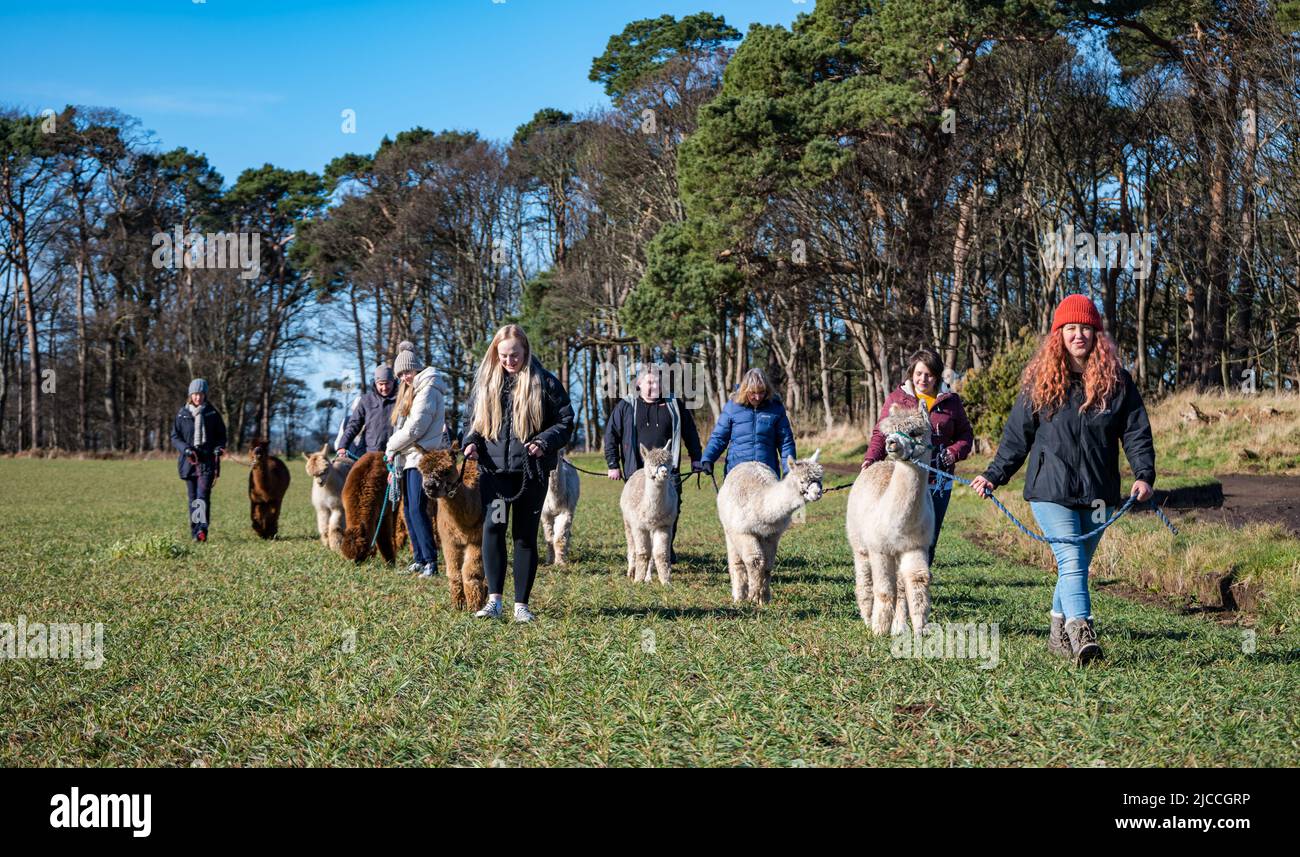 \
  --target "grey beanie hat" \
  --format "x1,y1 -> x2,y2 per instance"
373,363 -> 395,384
392,340 -> 423,376
188,378 -> 208,396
